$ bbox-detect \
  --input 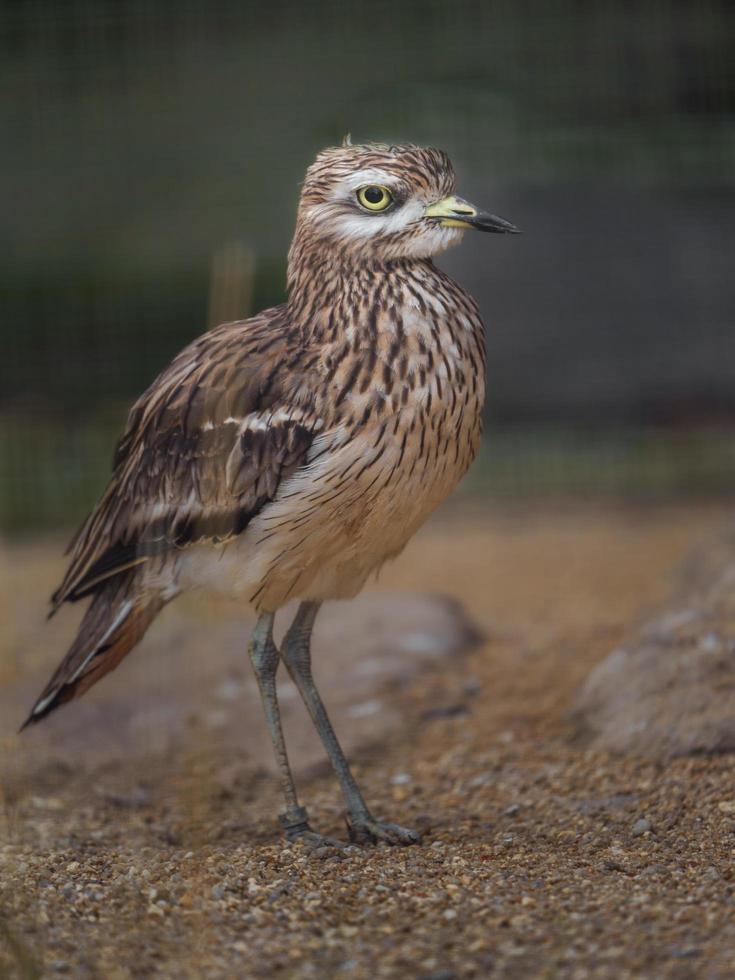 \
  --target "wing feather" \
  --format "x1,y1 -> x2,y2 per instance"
51,308 -> 321,611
